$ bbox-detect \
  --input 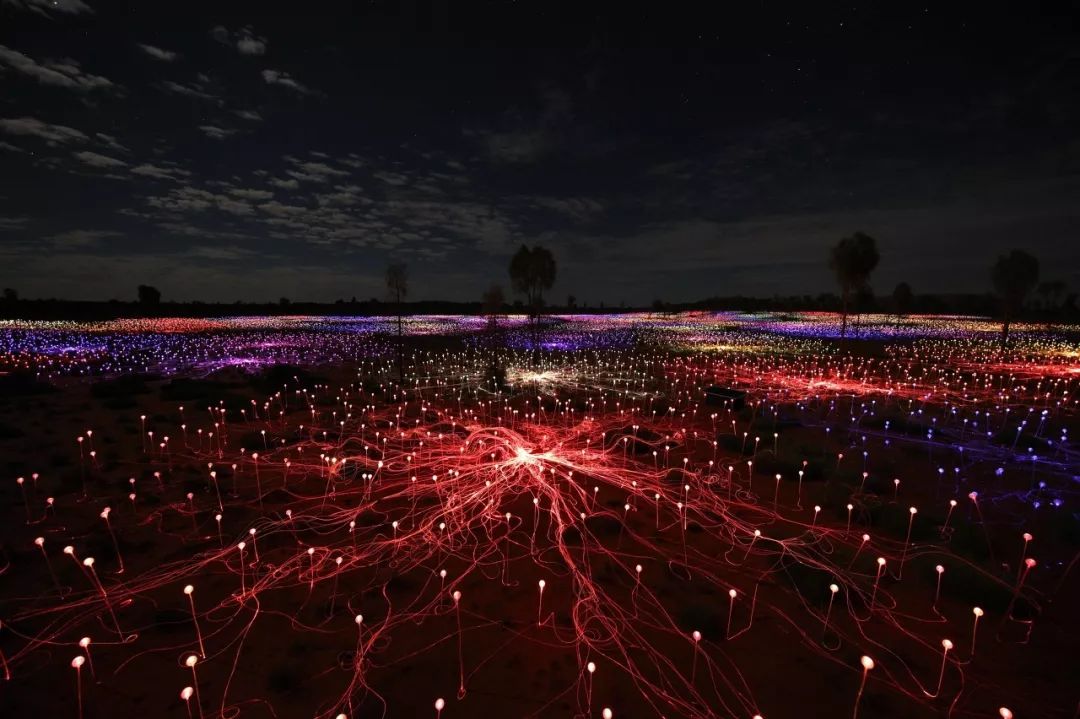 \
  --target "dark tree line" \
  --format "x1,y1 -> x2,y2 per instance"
824,233 -> 1062,347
